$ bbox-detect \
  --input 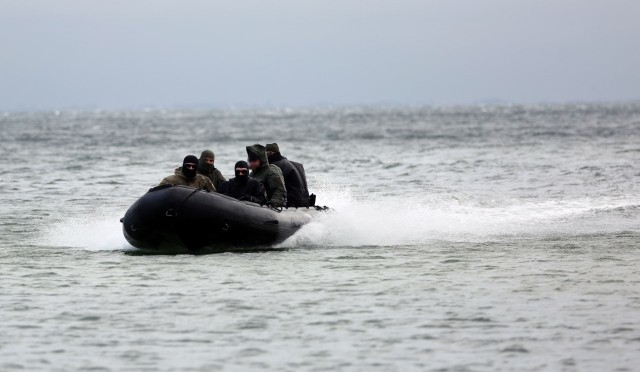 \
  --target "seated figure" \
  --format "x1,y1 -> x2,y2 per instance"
218,161 -> 267,205
197,149 -> 226,190
160,155 -> 216,192
266,143 -> 309,207
246,144 -> 287,208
